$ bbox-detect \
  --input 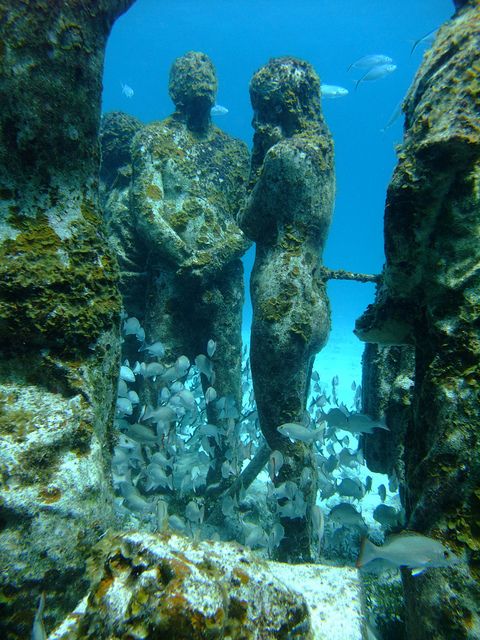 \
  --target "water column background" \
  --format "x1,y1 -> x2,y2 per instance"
102,0 -> 453,392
